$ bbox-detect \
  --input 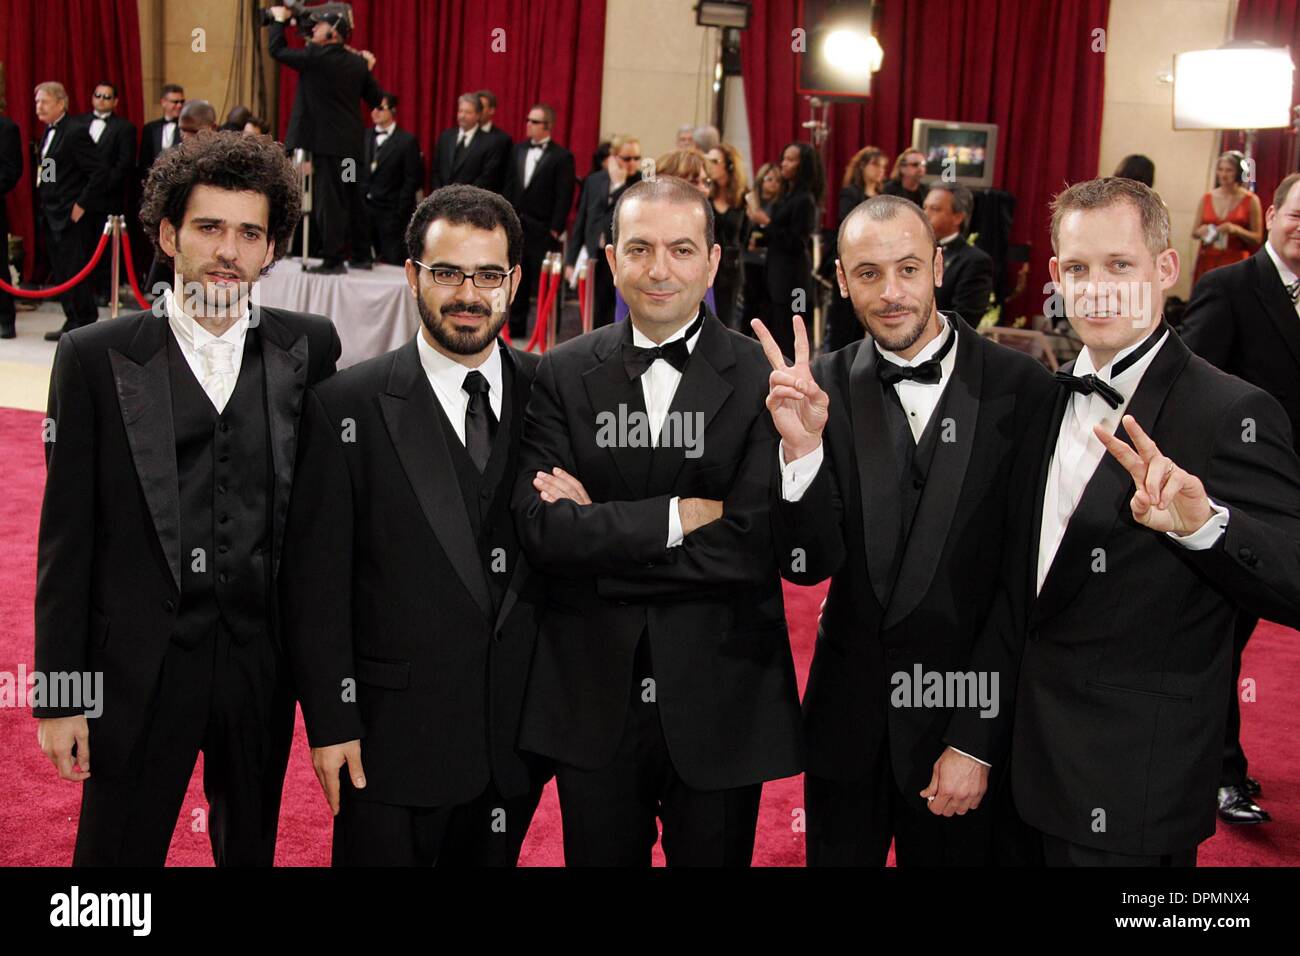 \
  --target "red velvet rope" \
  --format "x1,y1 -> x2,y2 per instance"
0,228 -> 110,298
